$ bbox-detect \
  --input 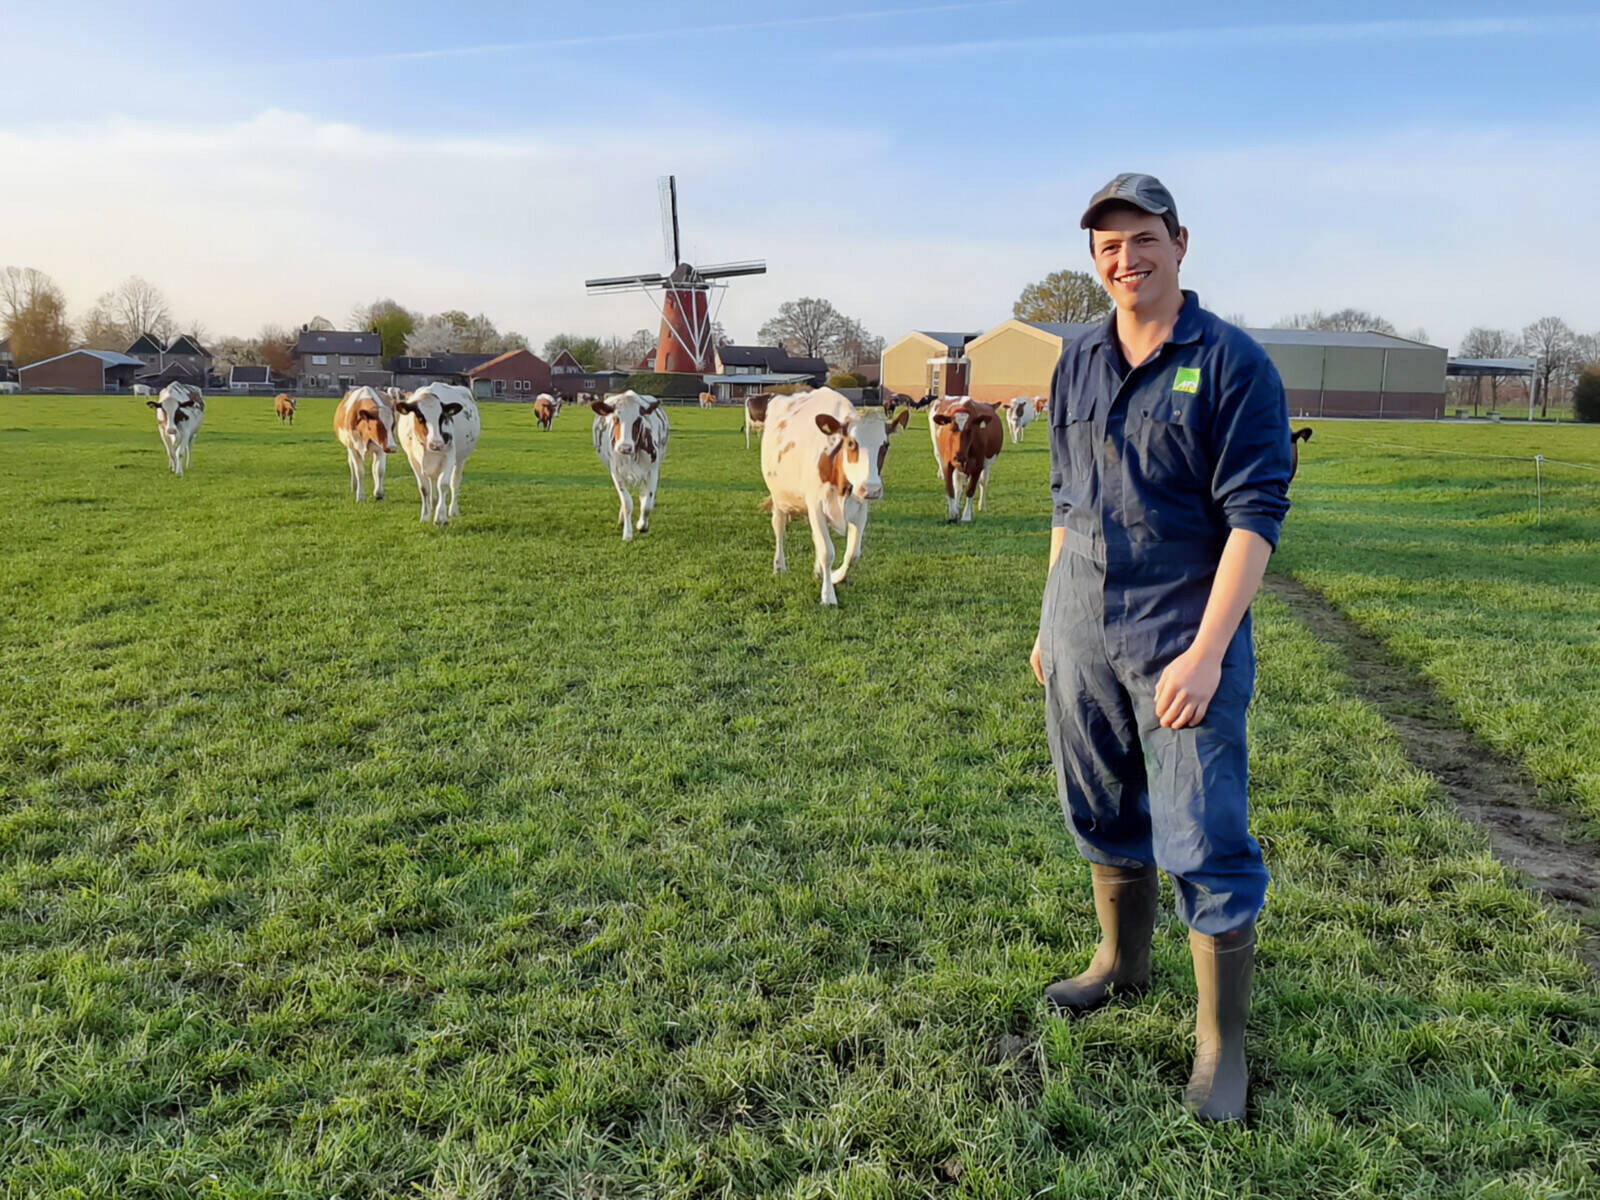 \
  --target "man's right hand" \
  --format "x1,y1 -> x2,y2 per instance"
1030,635 -> 1045,687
